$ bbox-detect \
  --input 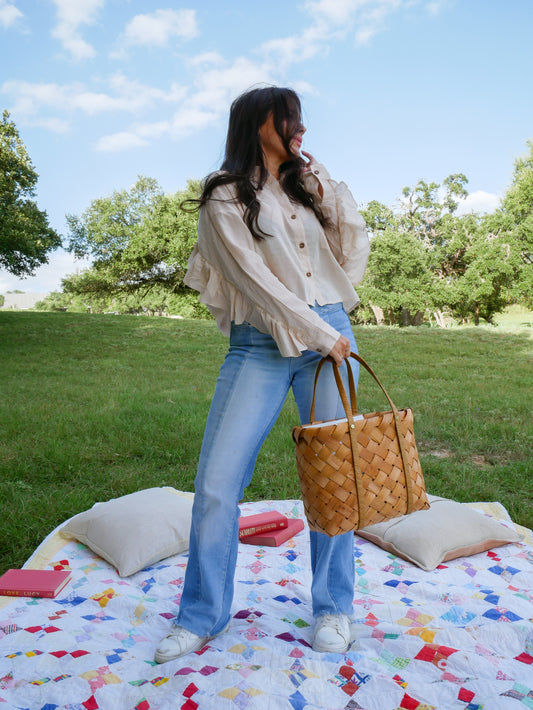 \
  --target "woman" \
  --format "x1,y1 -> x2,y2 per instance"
155,86 -> 370,663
